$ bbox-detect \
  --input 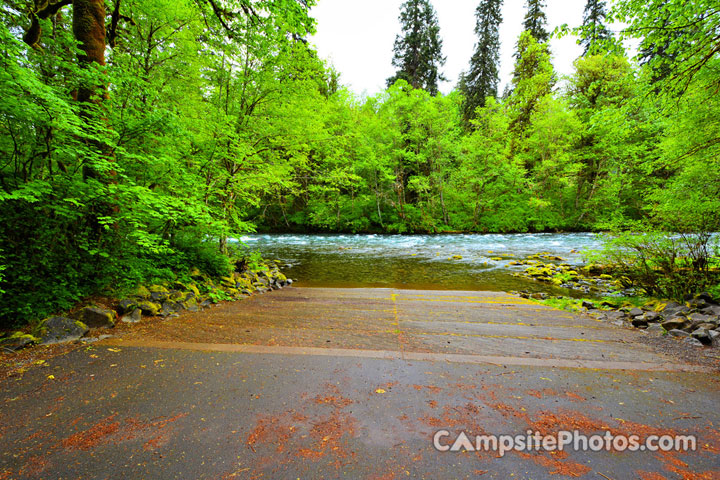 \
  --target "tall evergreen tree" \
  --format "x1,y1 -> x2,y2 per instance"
580,0 -> 612,55
523,0 -> 549,43
387,0 -> 446,95
460,0 -> 503,124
